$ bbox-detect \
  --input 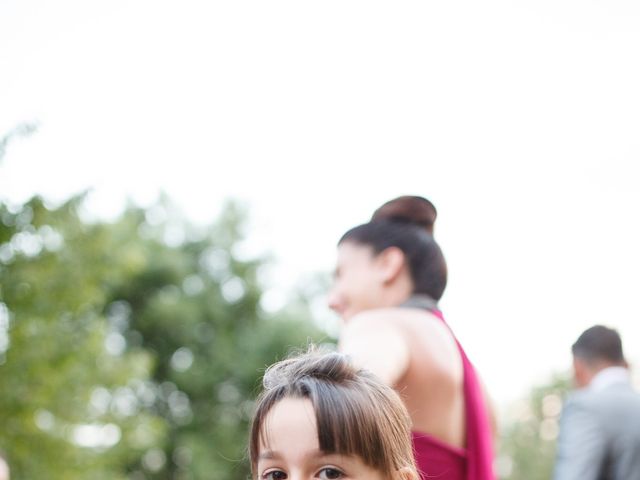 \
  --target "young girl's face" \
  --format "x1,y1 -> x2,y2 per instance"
256,397 -> 388,480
